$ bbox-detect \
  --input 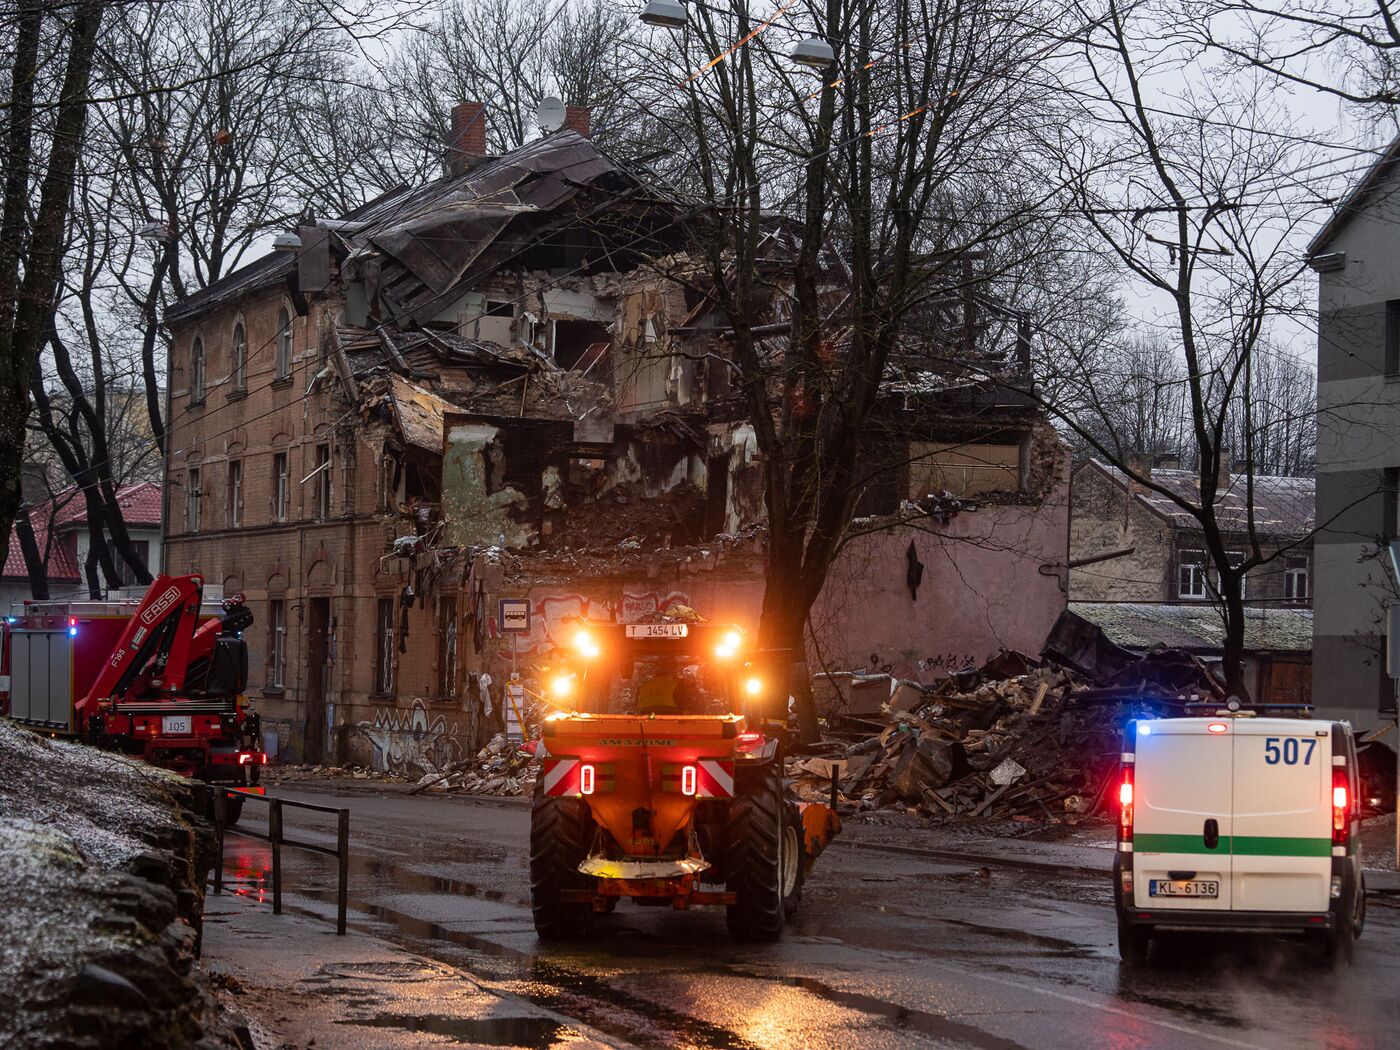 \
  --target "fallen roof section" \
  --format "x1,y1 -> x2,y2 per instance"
1067,600 -> 1313,654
